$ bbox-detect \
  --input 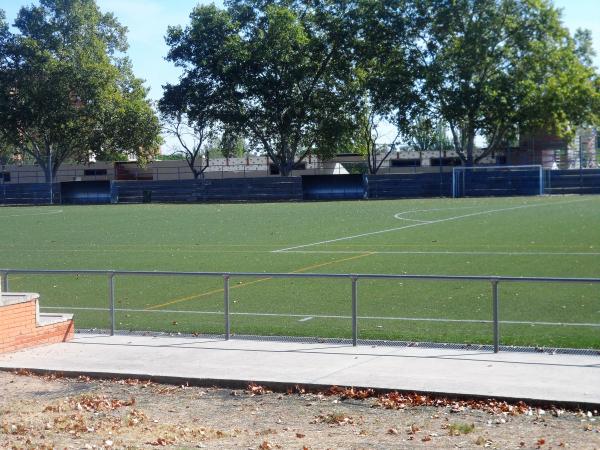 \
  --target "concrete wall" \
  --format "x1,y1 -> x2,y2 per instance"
0,149 -> 500,184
